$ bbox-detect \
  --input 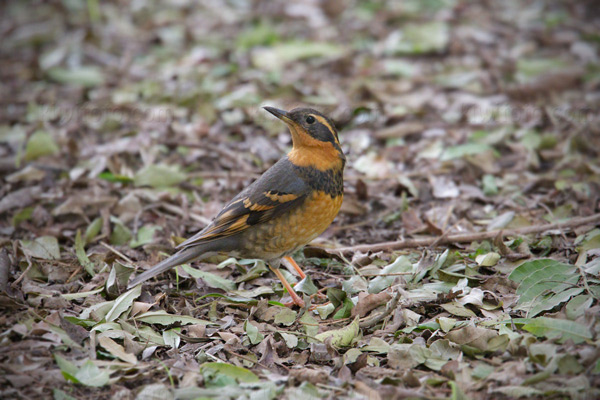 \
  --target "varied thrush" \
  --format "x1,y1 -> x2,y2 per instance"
129,107 -> 345,307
